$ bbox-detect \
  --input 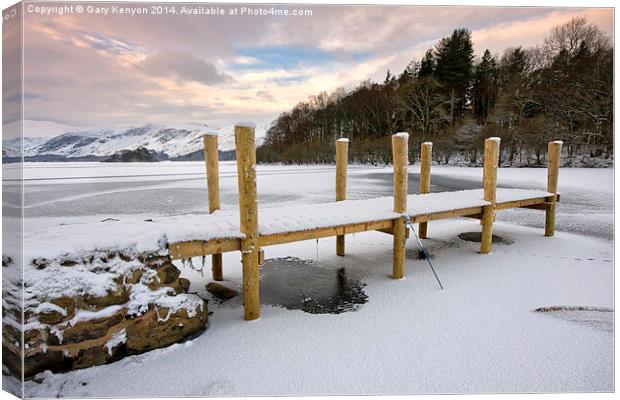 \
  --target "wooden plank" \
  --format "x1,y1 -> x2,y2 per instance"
411,206 -> 486,223
259,219 -> 393,247
169,192 -> 559,261
169,238 -> 241,260
496,197 -> 548,210
522,203 -> 552,211
376,225 -> 410,238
